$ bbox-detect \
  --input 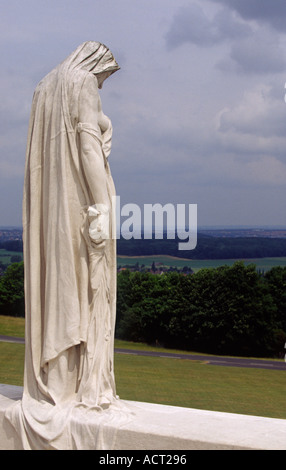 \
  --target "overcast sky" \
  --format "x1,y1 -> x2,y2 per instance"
1,0 -> 286,228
